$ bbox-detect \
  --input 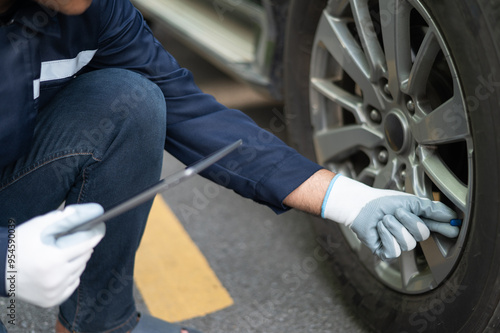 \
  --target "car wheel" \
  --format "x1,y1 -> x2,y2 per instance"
284,0 -> 500,332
